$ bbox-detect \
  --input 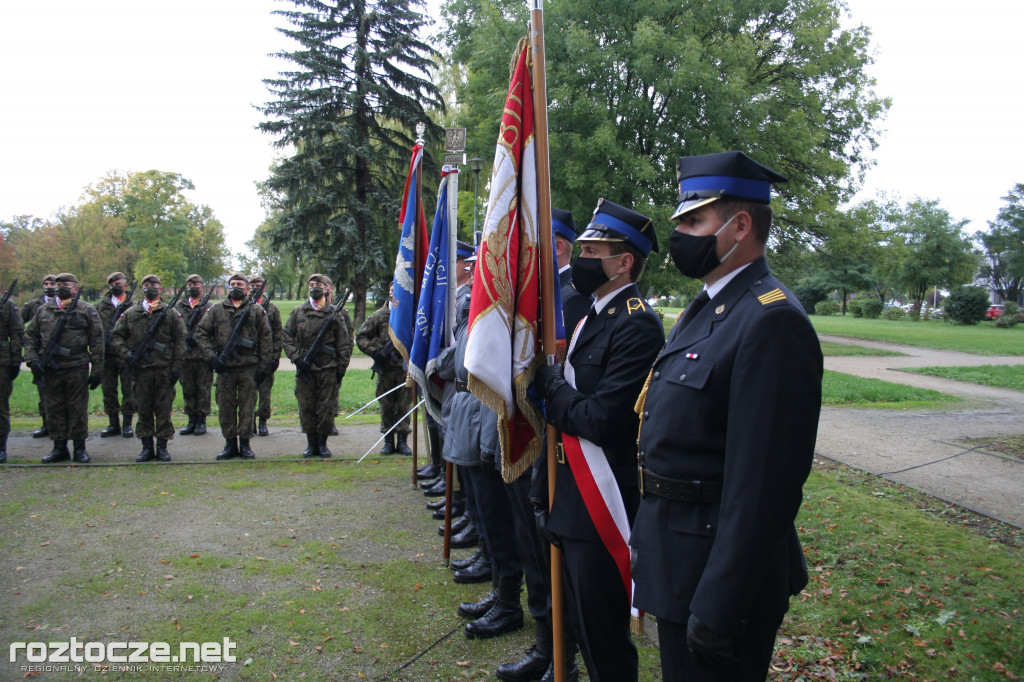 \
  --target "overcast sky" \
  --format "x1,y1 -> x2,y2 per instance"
2,0 -> 1022,262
